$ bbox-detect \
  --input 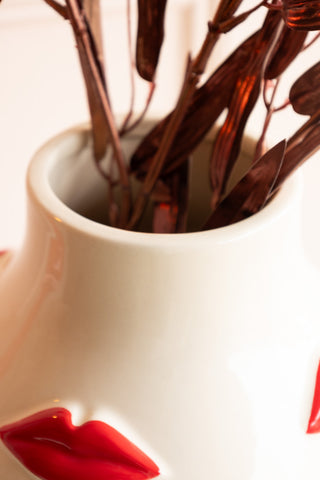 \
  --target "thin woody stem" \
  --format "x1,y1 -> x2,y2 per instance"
217,1 -> 265,34
255,78 -> 281,161
120,0 -> 156,136
127,57 -> 198,229
66,0 -> 131,227
120,82 -> 156,136
43,0 -> 68,18
120,0 -> 136,134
